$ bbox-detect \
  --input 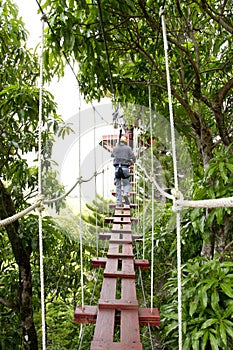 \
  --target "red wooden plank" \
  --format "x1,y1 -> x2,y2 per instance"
109,233 -> 132,244
122,243 -> 134,255
138,308 -> 160,326
114,209 -> 131,217
111,191 -> 137,196
92,309 -> 115,342
91,341 -> 142,350
107,243 -> 134,258
92,258 -> 149,270
74,306 -> 160,327
74,305 -> 97,324
99,229 -> 137,240
98,299 -> 138,310
104,258 -> 118,274
132,234 -> 143,240
104,271 -> 135,279
121,309 -> 141,344
112,224 -> 131,233
135,259 -> 150,270
113,217 -> 131,224
129,203 -> 138,209
99,233 -> 111,240
107,243 -> 121,255
109,203 -> 138,209
104,259 -> 135,279
104,217 -> 114,223
107,252 -> 134,259
131,217 -> 139,223
92,257 -> 106,268
104,257 -> 135,278
122,259 -> 135,274
109,239 -> 132,244
111,224 -> 122,232
121,278 -> 137,301
100,278 -> 117,300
